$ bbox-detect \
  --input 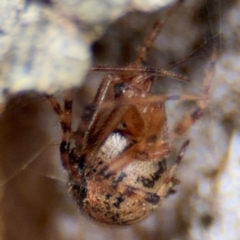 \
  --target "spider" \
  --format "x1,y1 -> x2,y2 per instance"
46,0 -> 216,225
